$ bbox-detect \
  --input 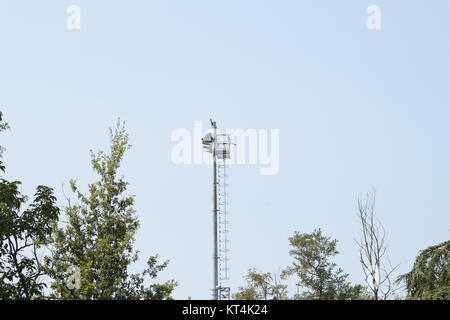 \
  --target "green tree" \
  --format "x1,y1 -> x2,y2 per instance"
282,229 -> 369,300
45,121 -> 176,299
397,240 -> 450,300
0,111 -> 9,172
0,112 -> 60,299
234,268 -> 288,300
